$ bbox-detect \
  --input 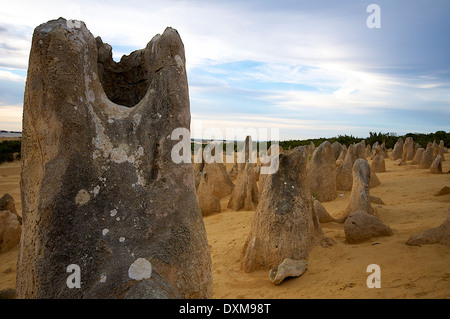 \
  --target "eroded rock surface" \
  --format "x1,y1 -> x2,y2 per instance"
306,141 -> 337,202
406,206 -> 450,246
17,18 -> 212,299
242,147 -> 333,273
